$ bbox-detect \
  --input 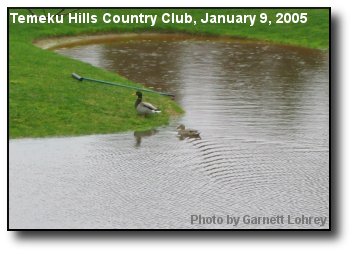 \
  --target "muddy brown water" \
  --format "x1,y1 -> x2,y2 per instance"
10,34 -> 329,229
